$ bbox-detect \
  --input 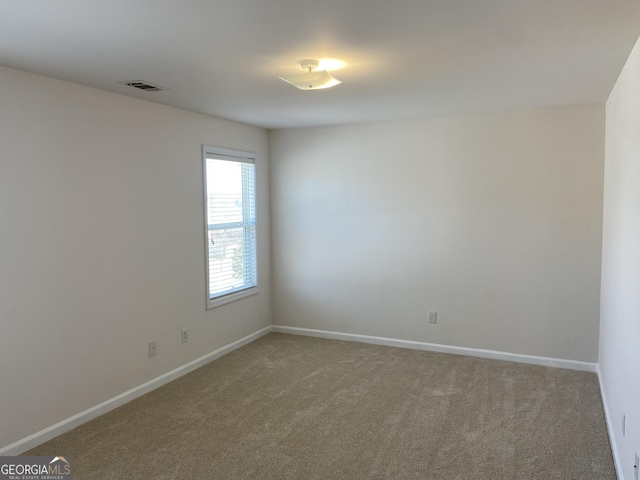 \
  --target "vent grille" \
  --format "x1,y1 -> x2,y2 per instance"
122,80 -> 166,92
